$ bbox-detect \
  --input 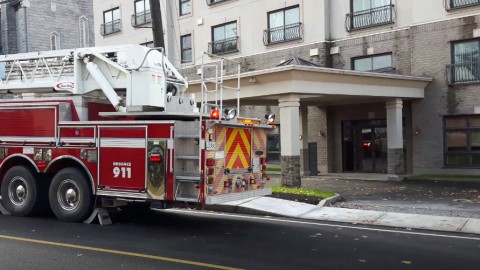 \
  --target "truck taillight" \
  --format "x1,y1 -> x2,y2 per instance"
206,158 -> 215,166
150,154 -> 162,162
260,157 -> 267,165
207,167 -> 215,175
